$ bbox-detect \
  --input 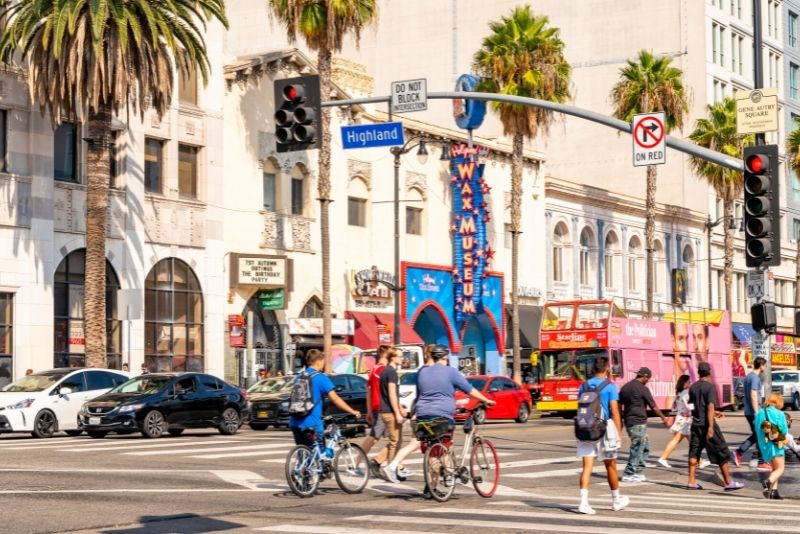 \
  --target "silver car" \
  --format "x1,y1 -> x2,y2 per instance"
771,371 -> 800,411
